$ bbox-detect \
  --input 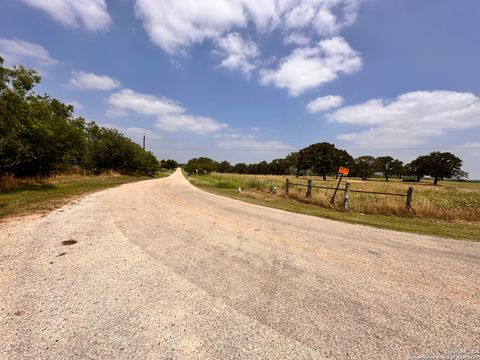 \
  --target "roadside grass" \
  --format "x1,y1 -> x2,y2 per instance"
0,170 -> 173,220
187,173 -> 480,241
